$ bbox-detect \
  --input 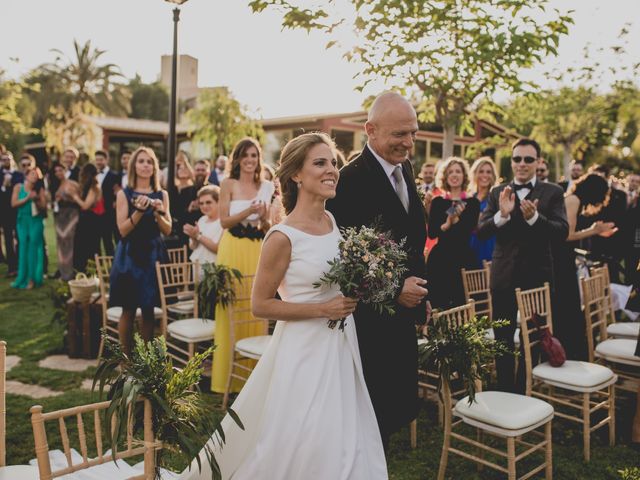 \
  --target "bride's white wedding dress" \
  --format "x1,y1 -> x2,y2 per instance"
180,212 -> 387,480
